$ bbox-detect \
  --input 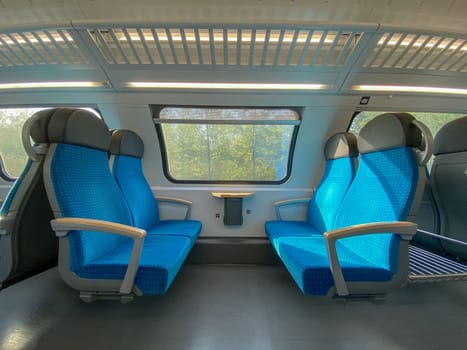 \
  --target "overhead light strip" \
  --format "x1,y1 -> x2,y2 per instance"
0,82 -> 108,90
352,85 -> 467,95
124,82 -> 330,90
